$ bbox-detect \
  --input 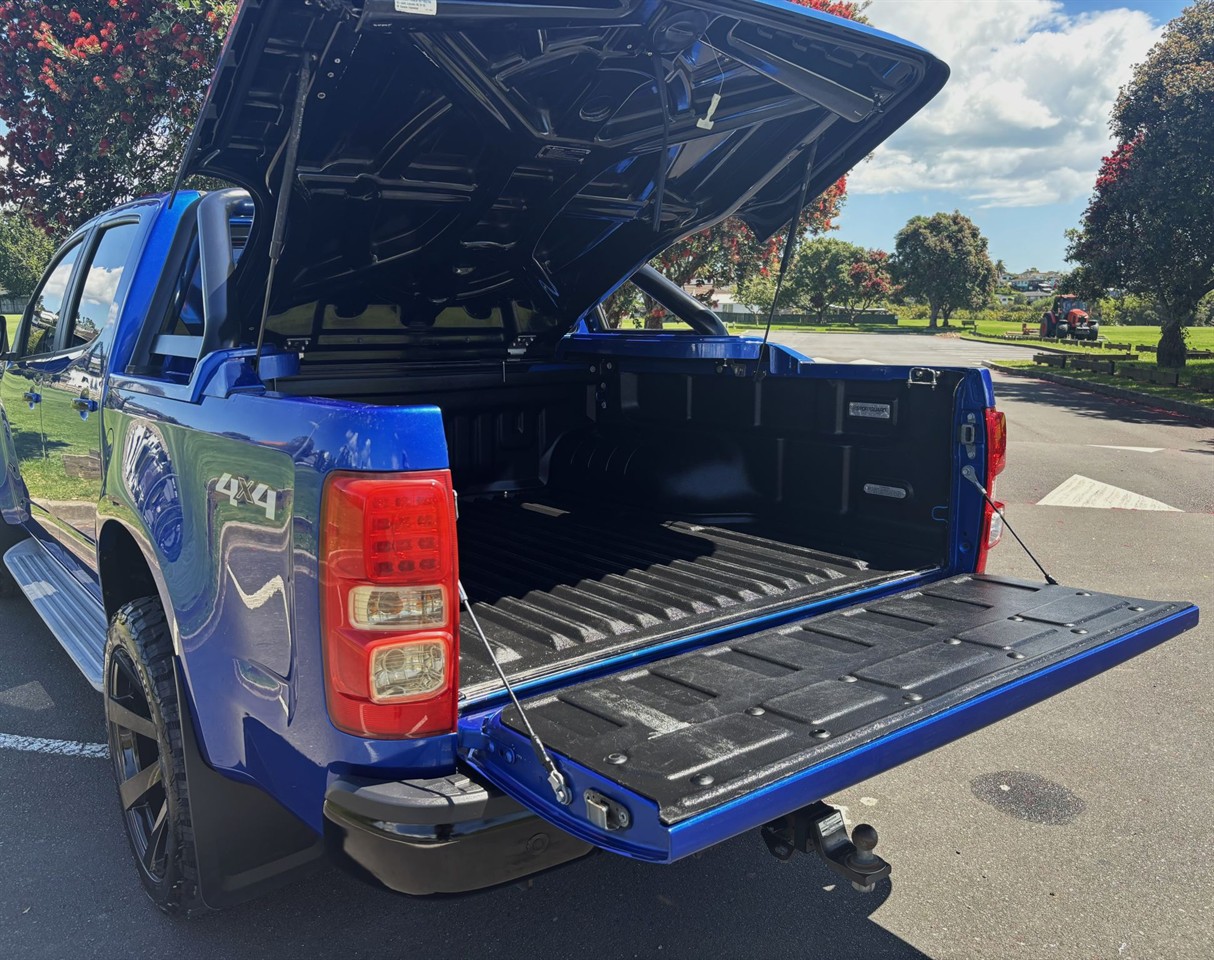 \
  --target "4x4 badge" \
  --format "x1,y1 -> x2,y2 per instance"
215,473 -> 277,521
